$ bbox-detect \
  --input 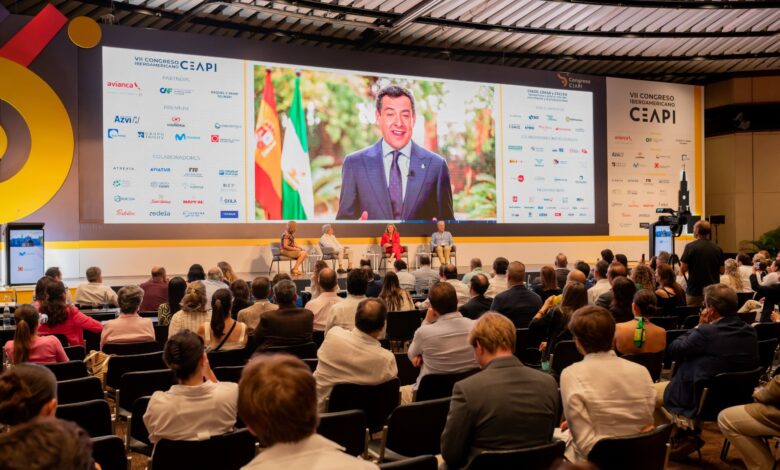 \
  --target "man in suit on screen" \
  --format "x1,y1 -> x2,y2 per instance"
336,85 -> 454,221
